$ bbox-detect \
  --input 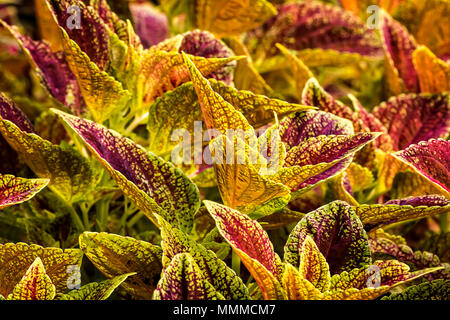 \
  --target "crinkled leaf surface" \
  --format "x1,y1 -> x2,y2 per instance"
392,139 -> 450,195
148,80 -> 309,155
60,28 -> 130,124
7,257 -> 56,300
0,242 -> 83,297
371,93 -> 450,151
57,274 -> 133,300
54,110 -> 200,232
0,173 -> 49,209
195,0 -> 277,36
0,96 -> 94,203
209,135 -> 291,217
156,215 -> 249,299
381,279 -> 450,300
299,236 -> 331,292
259,2 -> 383,57
281,263 -> 321,300
79,232 -> 163,300
284,201 -> 371,275
356,195 -> 450,230
49,0 -> 109,70
205,201 -> 282,277
153,253 -> 224,300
